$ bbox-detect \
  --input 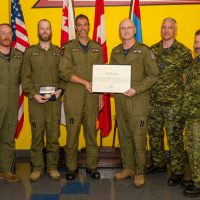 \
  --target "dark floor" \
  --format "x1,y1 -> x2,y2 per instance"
0,158 -> 194,200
